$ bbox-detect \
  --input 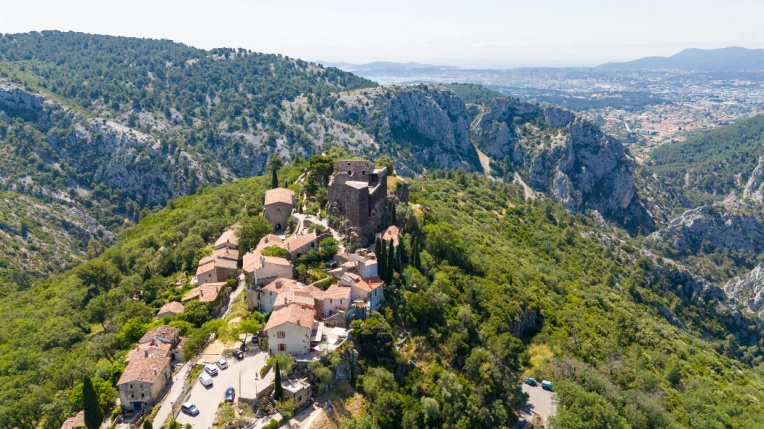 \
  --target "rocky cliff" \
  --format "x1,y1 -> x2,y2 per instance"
743,156 -> 764,203
726,262 -> 764,317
